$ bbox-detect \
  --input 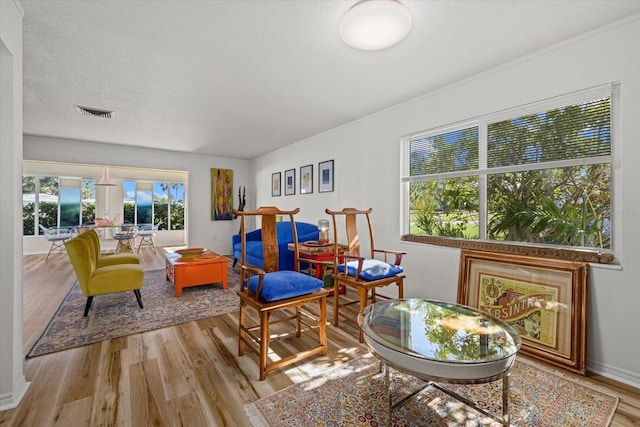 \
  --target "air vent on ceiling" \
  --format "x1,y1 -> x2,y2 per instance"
74,105 -> 115,119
